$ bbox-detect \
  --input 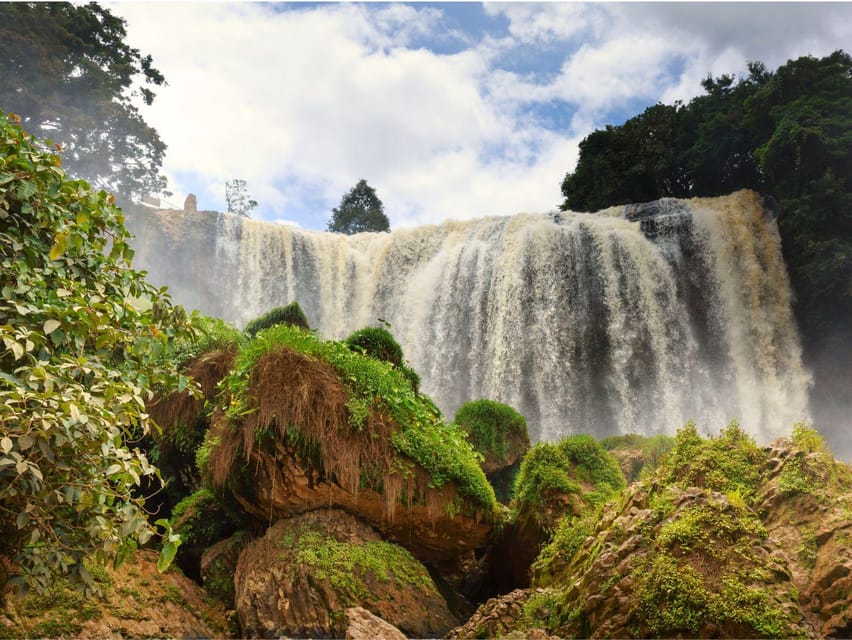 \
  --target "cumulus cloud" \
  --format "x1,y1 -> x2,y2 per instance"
111,2 -> 851,229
